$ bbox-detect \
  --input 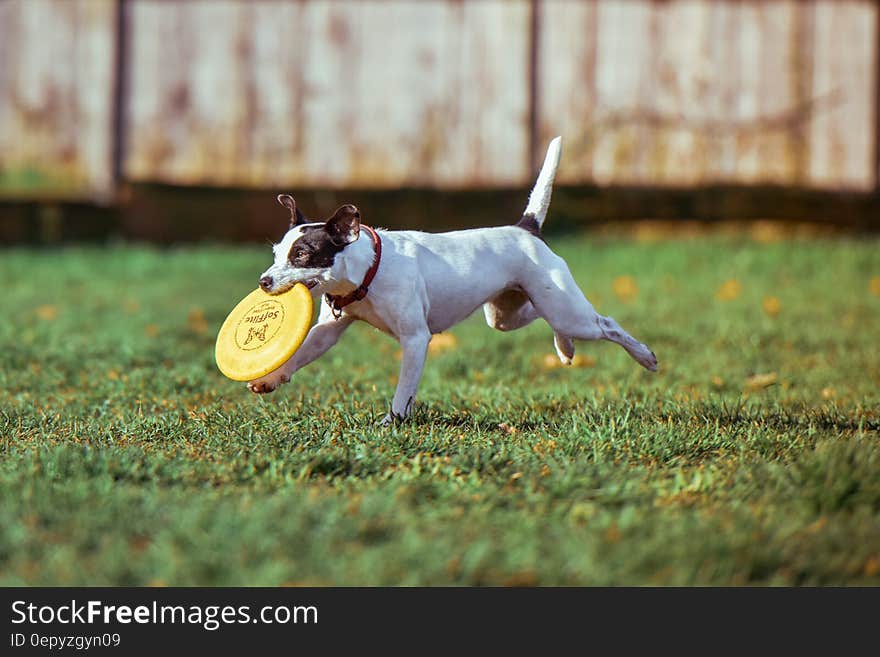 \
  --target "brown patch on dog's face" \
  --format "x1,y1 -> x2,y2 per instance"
260,203 -> 364,294
287,225 -> 346,270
